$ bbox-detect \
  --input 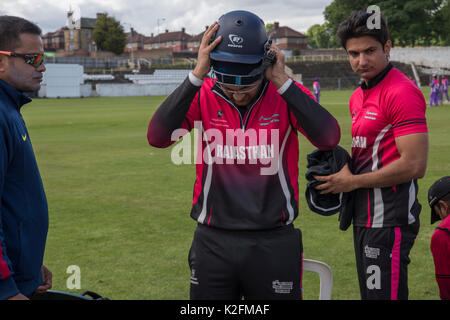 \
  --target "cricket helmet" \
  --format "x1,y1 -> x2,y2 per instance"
210,10 -> 273,86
